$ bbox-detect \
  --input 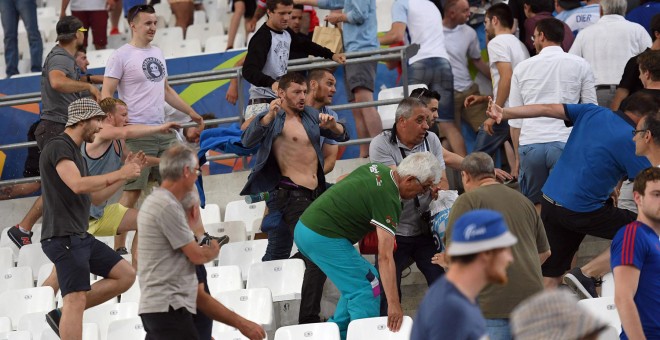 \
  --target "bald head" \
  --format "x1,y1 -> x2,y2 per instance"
444,0 -> 471,26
